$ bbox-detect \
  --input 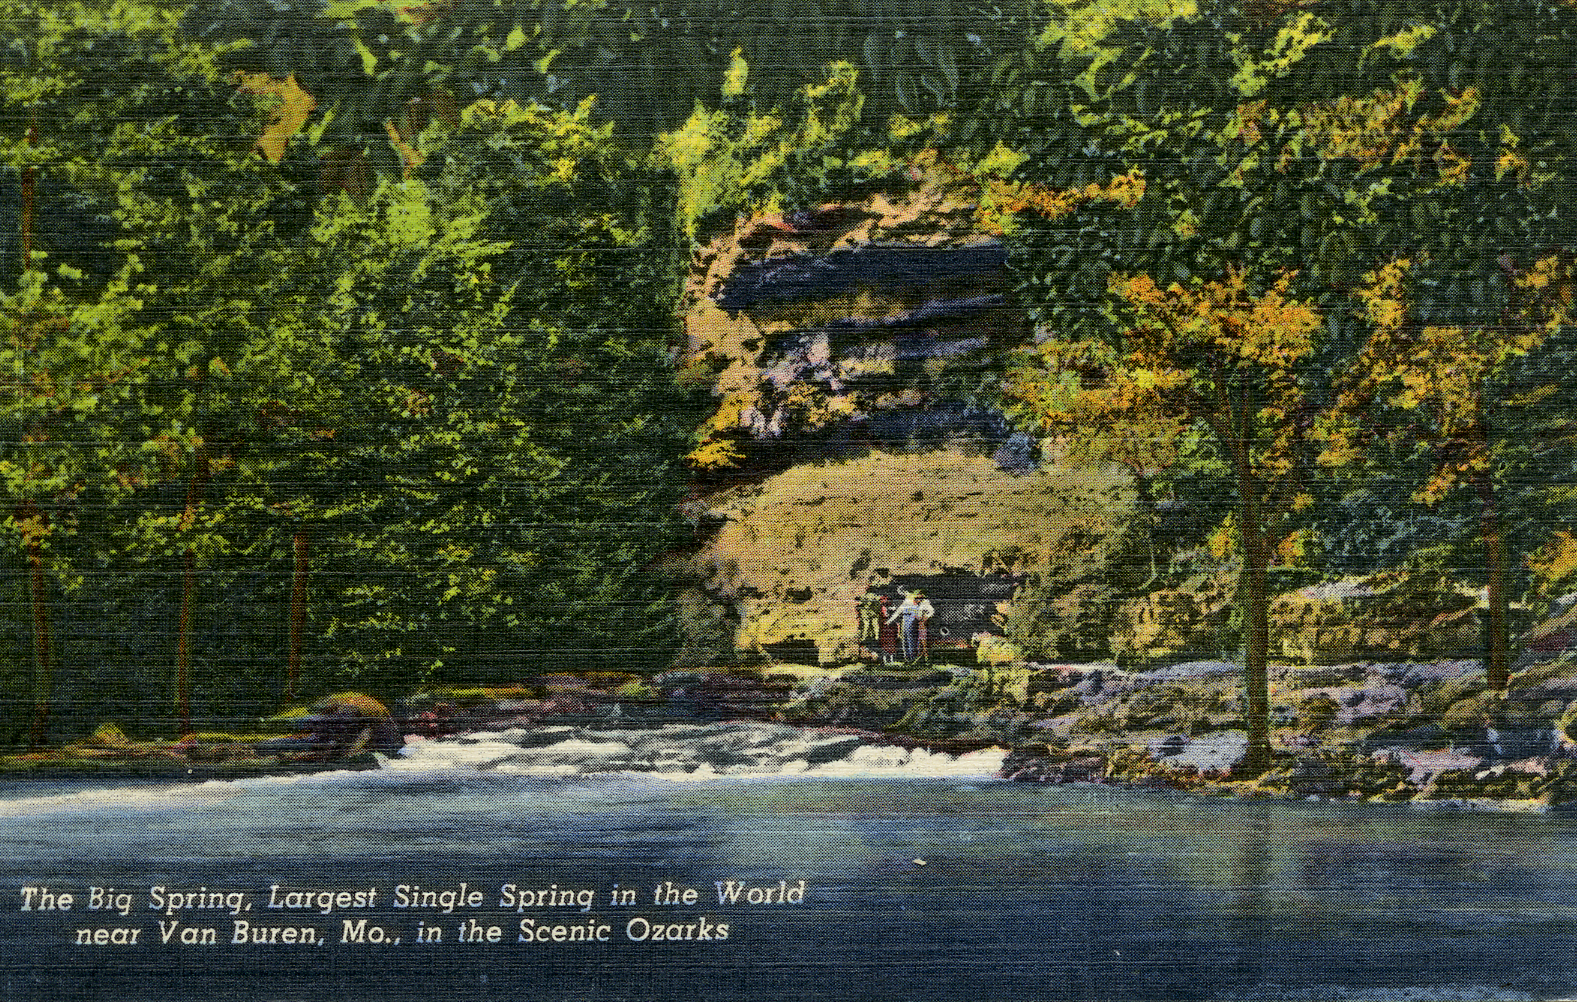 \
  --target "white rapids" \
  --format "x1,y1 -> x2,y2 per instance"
0,722 -> 1005,820
389,721 -> 1006,781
